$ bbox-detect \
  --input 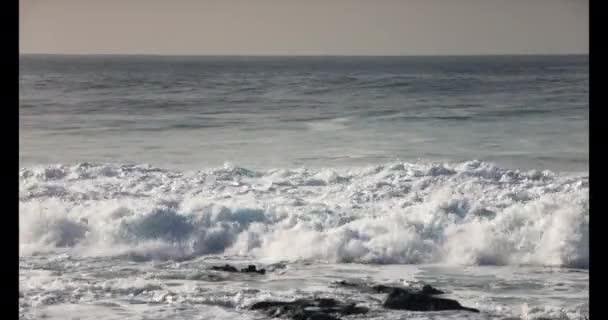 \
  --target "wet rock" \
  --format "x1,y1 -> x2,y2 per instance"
211,264 -> 238,272
250,298 -> 368,320
332,280 -> 395,293
335,281 -> 444,296
383,288 -> 479,312
210,264 -> 266,275
241,264 -> 266,275
421,284 -> 444,295
371,284 -> 396,294
333,280 -> 362,288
